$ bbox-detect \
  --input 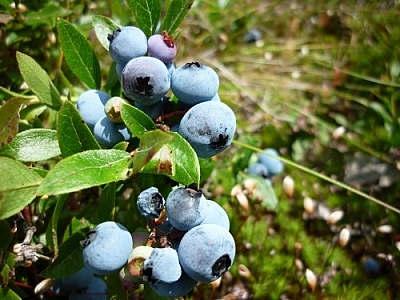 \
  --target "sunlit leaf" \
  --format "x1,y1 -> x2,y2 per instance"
16,52 -> 62,110
0,157 -> 42,220
126,0 -> 161,36
160,0 -> 194,34
0,129 -> 61,162
57,19 -> 101,89
36,149 -> 131,196
57,100 -> 100,157
120,102 -> 155,138
92,15 -> 120,50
